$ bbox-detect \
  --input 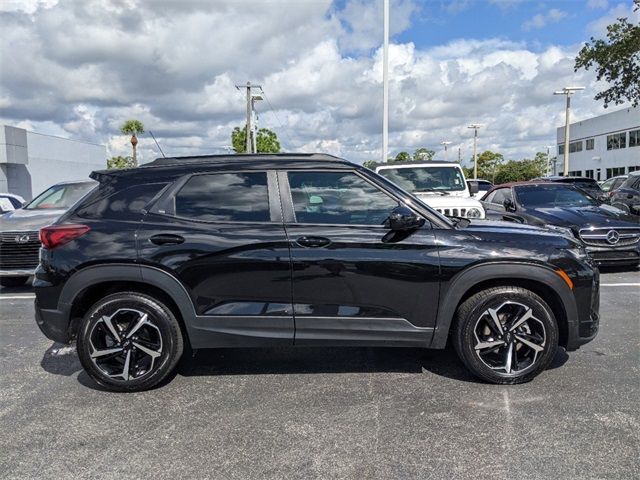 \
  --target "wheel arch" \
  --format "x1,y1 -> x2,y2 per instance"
60,264 -> 196,341
431,262 -> 577,349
